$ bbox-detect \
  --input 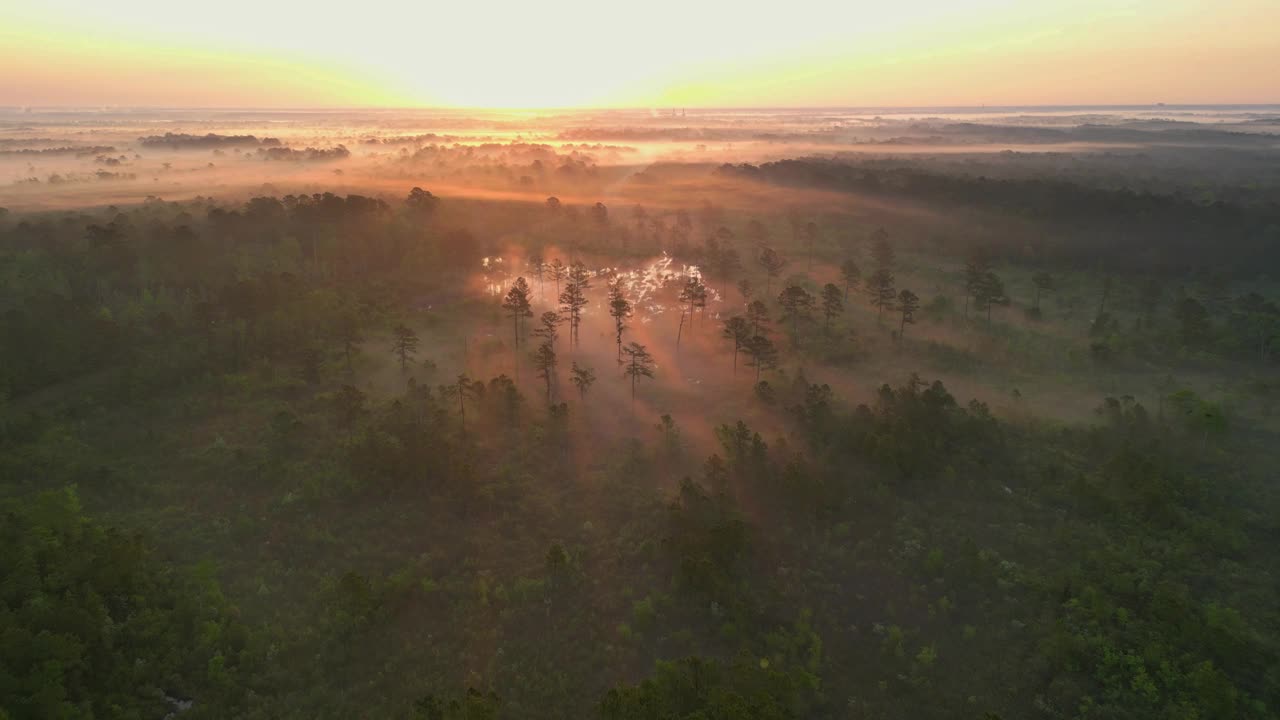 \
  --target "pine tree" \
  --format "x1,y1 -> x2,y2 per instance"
747,300 -> 771,336
777,284 -> 816,340
621,342 -> 655,403
559,262 -> 590,346
607,277 -> 633,360
722,316 -> 752,374
533,310 -> 562,349
532,341 -> 557,404
973,271 -> 1008,325
392,323 -> 419,371
442,373 -> 480,427
529,253 -> 545,299
677,276 -> 707,349
867,268 -> 896,321
502,277 -> 534,376
570,362 -> 596,400
897,289 -> 920,340
548,258 -> 566,297
963,249 -> 992,319
757,246 -> 786,295
821,283 -> 844,335
840,259 -> 861,301
744,334 -> 779,382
